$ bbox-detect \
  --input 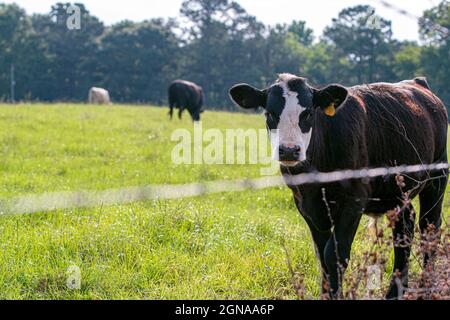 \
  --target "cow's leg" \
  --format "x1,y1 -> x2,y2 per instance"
294,195 -> 332,296
323,204 -> 363,299
311,228 -> 333,296
168,105 -> 174,120
189,109 -> 201,122
178,107 -> 184,120
386,204 -> 415,300
418,172 -> 447,268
